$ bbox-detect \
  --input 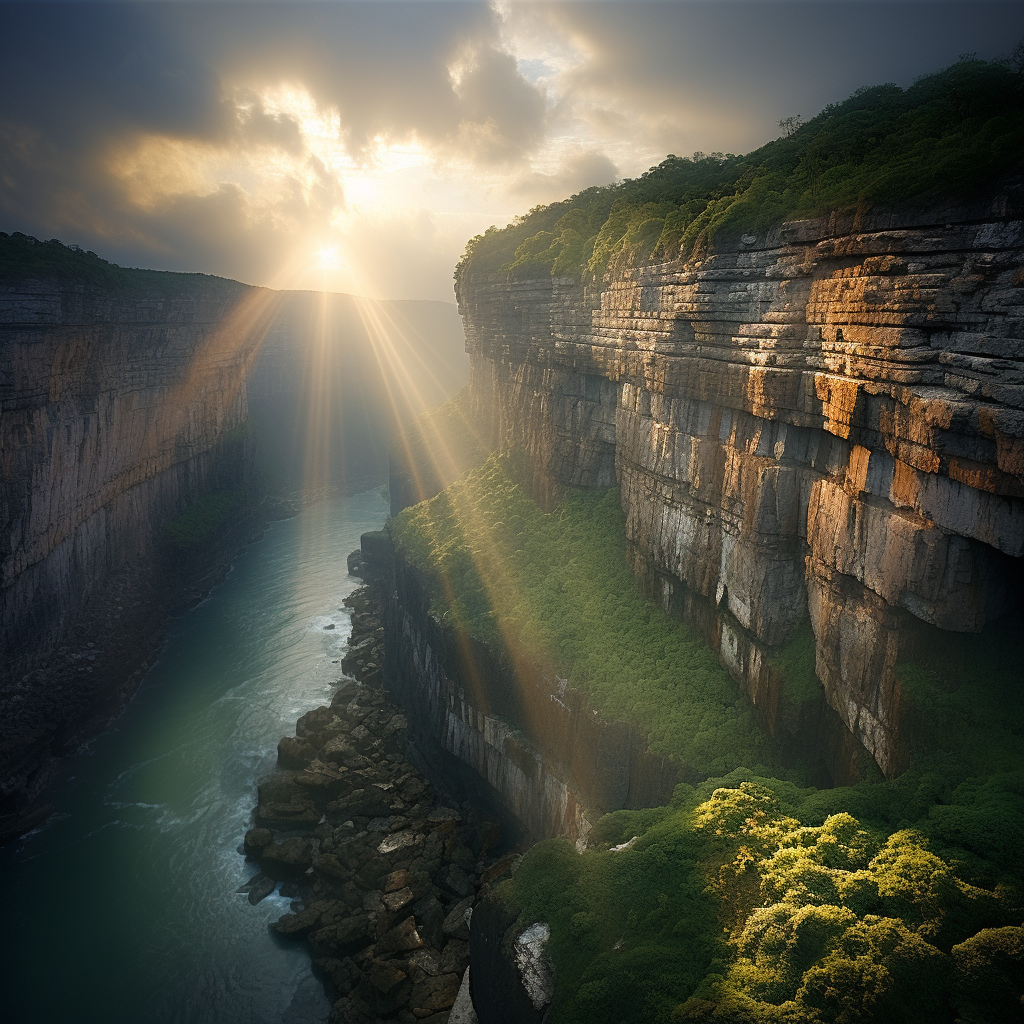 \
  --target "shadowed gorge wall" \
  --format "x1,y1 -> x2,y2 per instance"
0,241 -> 468,823
0,267 -> 270,815
455,200 -> 1024,780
